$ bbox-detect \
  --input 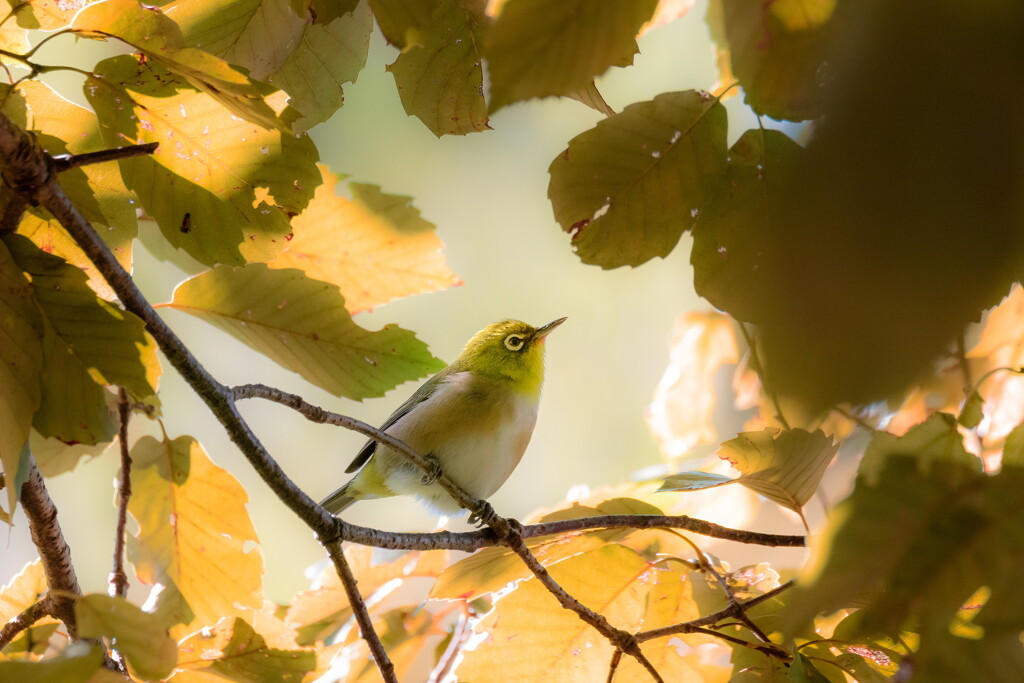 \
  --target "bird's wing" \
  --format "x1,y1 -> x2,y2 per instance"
344,369 -> 450,473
